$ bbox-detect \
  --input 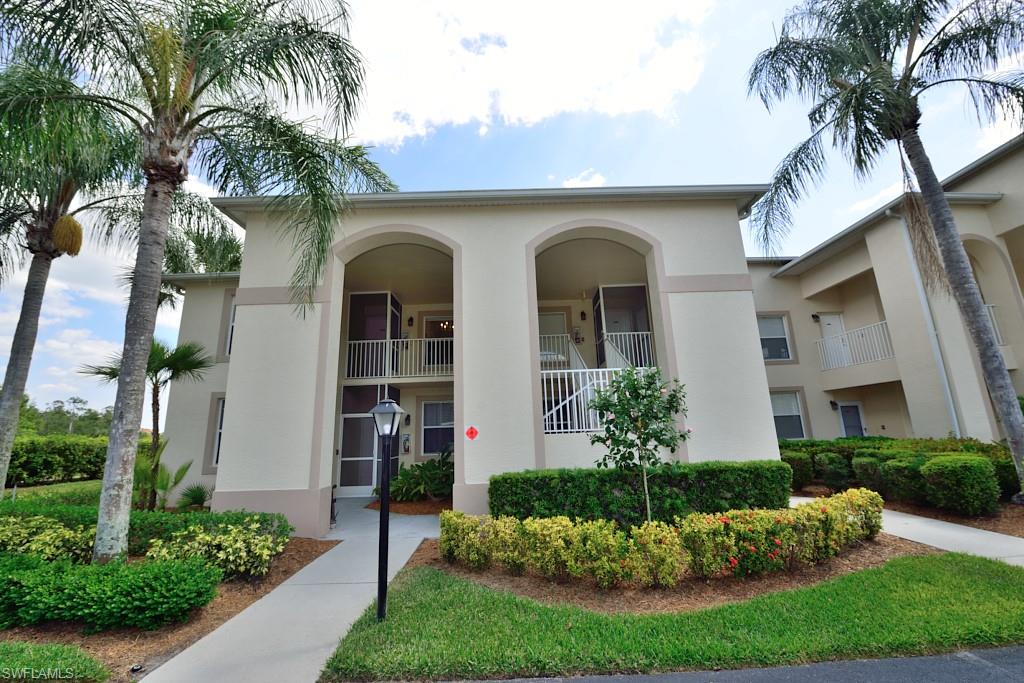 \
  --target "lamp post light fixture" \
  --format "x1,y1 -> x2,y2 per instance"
370,398 -> 404,621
